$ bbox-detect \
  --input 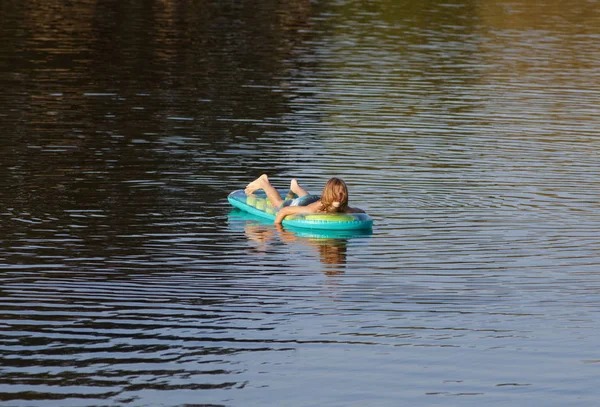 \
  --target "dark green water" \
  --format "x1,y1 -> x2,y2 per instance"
1,1 -> 600,406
